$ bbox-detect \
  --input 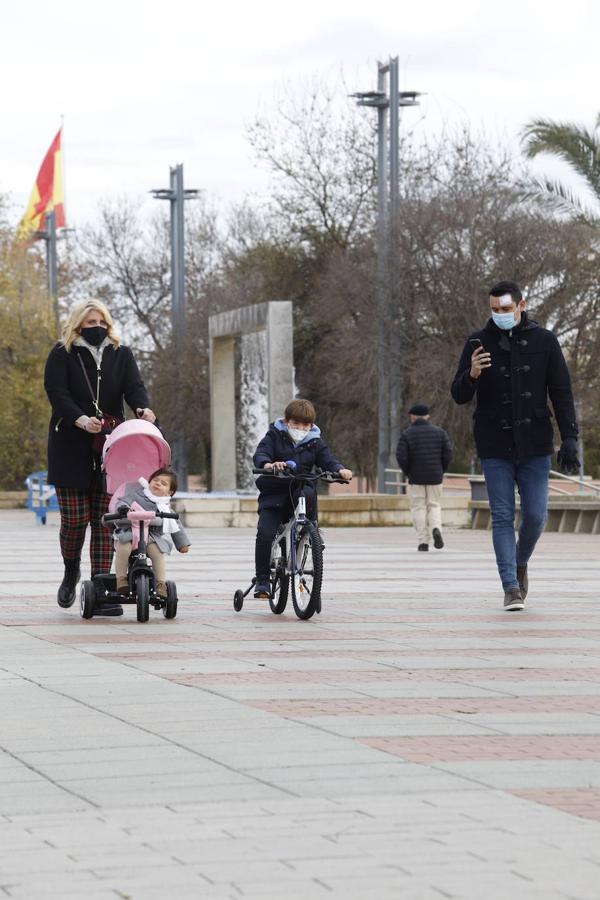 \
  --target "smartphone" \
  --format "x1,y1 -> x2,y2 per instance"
469,338 -> 483,351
